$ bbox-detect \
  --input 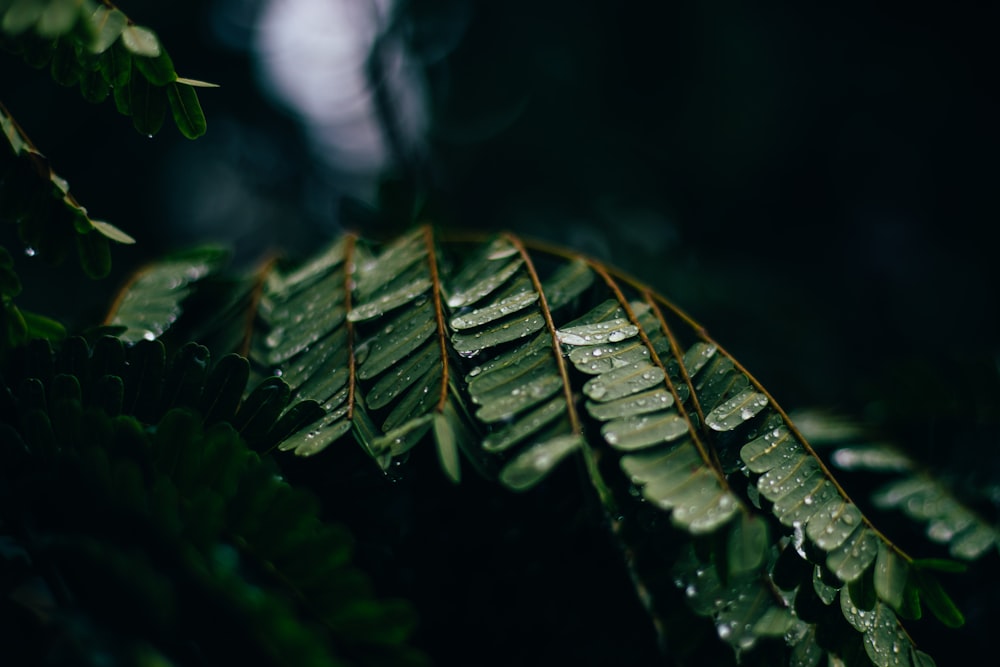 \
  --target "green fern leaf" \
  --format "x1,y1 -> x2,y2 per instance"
105,246 -> 229,343
88,228 -> 972,666
254,234 -> 365,457
795,408 -> 1000,562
